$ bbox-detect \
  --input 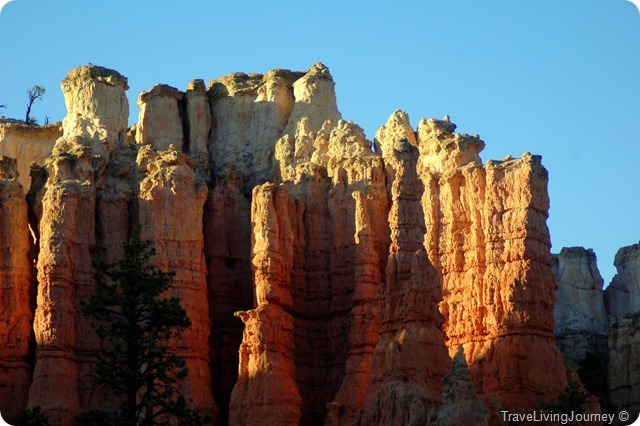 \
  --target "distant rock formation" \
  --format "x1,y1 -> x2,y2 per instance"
605,243 -> 640,319
0,63 -> 598,425
605,242 -> 640,416
552,247 -> 609,367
